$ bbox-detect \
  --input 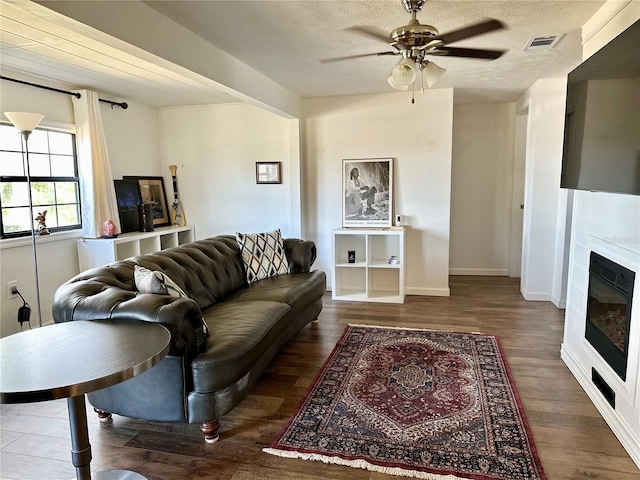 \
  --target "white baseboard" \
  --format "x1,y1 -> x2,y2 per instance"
449,268 -> 509,276
520,289 -> 551,301
551,294 -> 566,309
405,287 -> 450,297
327,285 -> 450,297
561,343 -> 640,470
